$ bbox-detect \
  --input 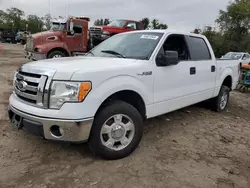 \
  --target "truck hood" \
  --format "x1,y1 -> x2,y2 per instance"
32,30 -> 62,39
22,56 -> 137,80
102,25 -> 124,33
